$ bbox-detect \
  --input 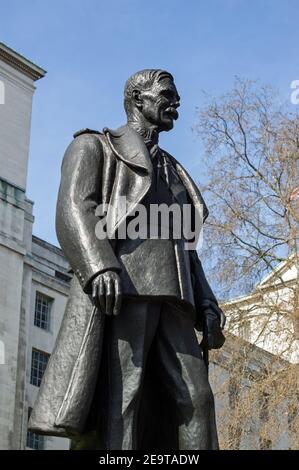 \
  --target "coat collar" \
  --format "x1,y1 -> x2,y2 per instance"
168,153 -> 209,223
103,124 -> 209,224
103,124 -> 153,176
